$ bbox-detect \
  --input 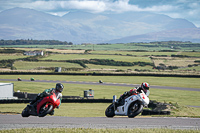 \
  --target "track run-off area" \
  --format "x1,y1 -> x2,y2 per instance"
0,79 -> 200,130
